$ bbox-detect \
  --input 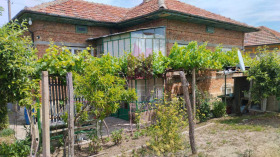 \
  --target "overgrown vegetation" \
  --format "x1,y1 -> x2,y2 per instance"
0,128 -> 15,137
111,129 -> 123,145
247,47 -> 280,103
212,101 -> 226,118
0,21 -> 39,130
146,98 -> 188,156
0,139 -> 31,156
